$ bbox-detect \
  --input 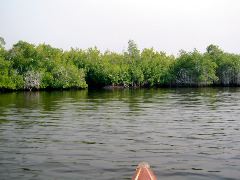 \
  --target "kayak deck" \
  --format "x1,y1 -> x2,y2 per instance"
132,162 -> 157,180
